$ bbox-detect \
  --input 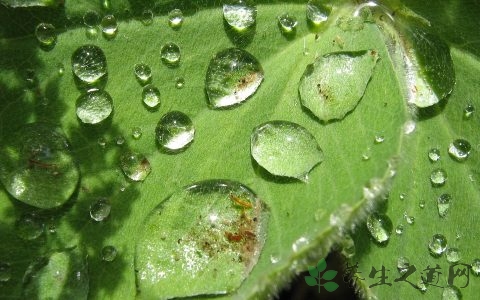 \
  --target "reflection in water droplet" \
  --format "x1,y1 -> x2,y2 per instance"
120,151 -> 151,182
134,63 -> 152,85
430,168 -> 447,187
251,121 -> 323,180
35,23 -> 57,47
90,198 -> 111,221
161,42 -> 181,66
366,213 -> 393,244
437,193 -> 451,218
102,245 -> 117,262
101,15 -> 118,39
472,258 -> 480,276
448,139 -> 471,162
142,85 -> 161,109
446,247 -> 461,263
0,123 -> 80,208
223,0 -> 256,31
76,89 -> 113,124
395,224 -> 404,235
175,77 -> 185,89
155,111 -> 195,152
15,214 -> 44,240
141,9 -> 154,26
132,127 -> 142,139
135,180 -> 267,298
277,13 -> 297,34
0,263 -> 11,282
168,9 -> 184,29
397,256 -> 410,274
463,104 -> 474,119
306,0 -> 331,26
83,11 -> 100,27
442,285 -> 461,300
428,148 -> 441,162
206,48 -> 264,108
428,234 -> 447,257
71,45 -> 107,84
